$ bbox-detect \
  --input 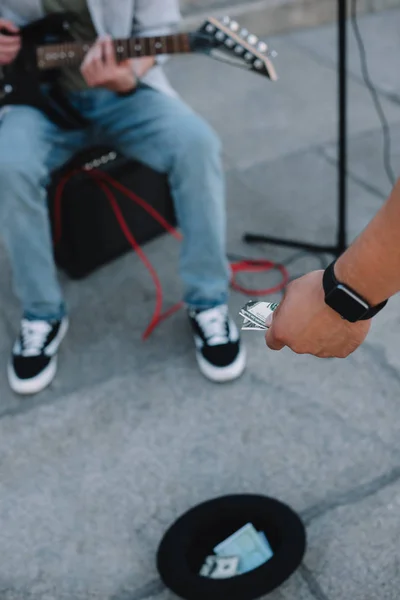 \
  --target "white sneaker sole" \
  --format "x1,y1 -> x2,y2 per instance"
196,345 -> 247,383
8,317 -> 69,396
